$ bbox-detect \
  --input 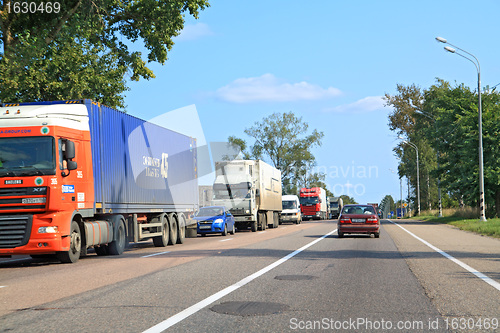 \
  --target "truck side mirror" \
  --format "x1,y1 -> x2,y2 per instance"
64,140 -> 76,159
61,139 -> 77,177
